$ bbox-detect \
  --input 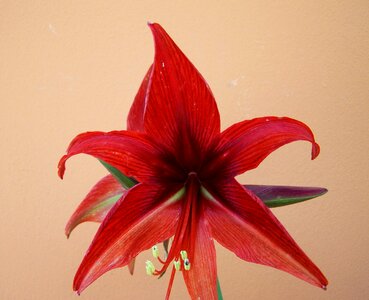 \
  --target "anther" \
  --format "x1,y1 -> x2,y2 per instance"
173,260 -> 181,271
180,250 -> 188,260
145,260 -> 155,276
152,245 -> 159,258
183,258 -> 191,271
